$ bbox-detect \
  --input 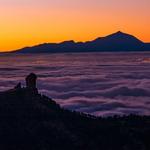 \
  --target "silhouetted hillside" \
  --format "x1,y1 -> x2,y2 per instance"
13,31 -> 150,53
0,78 -> 150,150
